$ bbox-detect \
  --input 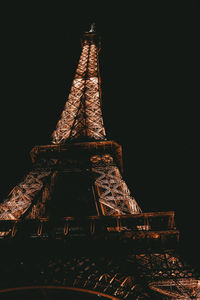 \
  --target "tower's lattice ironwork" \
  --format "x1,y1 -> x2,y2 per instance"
0,26 -> 199,299
52,33 -> 106,143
